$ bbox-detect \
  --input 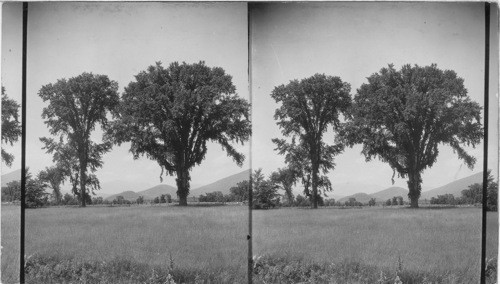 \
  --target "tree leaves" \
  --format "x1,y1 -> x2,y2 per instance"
109,61 -> 251,202
39,73 -> 119,205
1,87 -> 21,167
39,73 -> 119,138
271,74 -> 351,208
342,64 -> 483,206
38,166 -> 66,203
272,74 -> 351,140
346,64 -> 482,175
